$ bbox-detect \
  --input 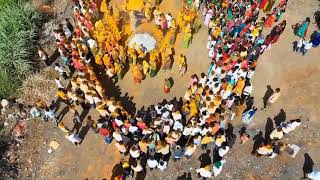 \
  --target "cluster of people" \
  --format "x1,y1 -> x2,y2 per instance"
107,0 -> 294,177
52,0 -> 199,87
292,17 -> 320,56
253,119 -> 301,158
31,0 -> 310,179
